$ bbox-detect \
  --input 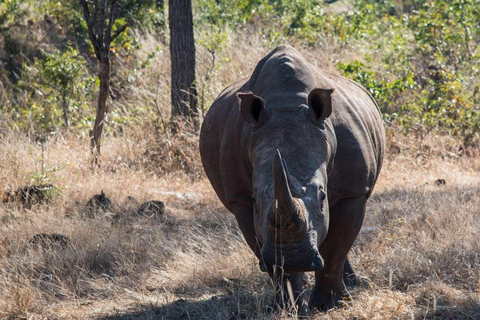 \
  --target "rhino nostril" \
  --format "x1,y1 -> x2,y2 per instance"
312,253 -> 324,270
